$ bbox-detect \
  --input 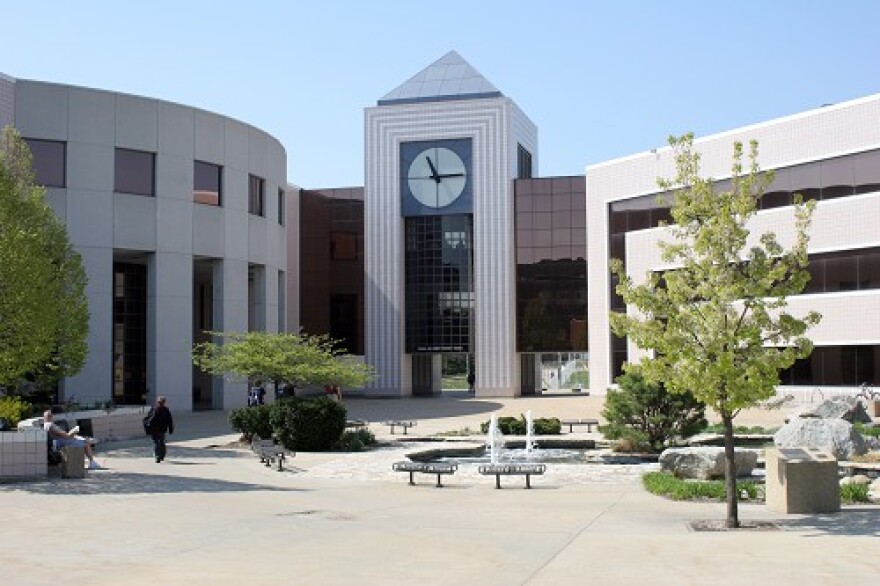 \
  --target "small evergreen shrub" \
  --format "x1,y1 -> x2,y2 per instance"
0,396 -> 31,426
840,483 -> 870,503
228,404 -> 273,442
701,422 -> 776,435
270,396 -> 346,451
335,428 -> 377,452
479,415 -> 561,435
601,366 -> 706,453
